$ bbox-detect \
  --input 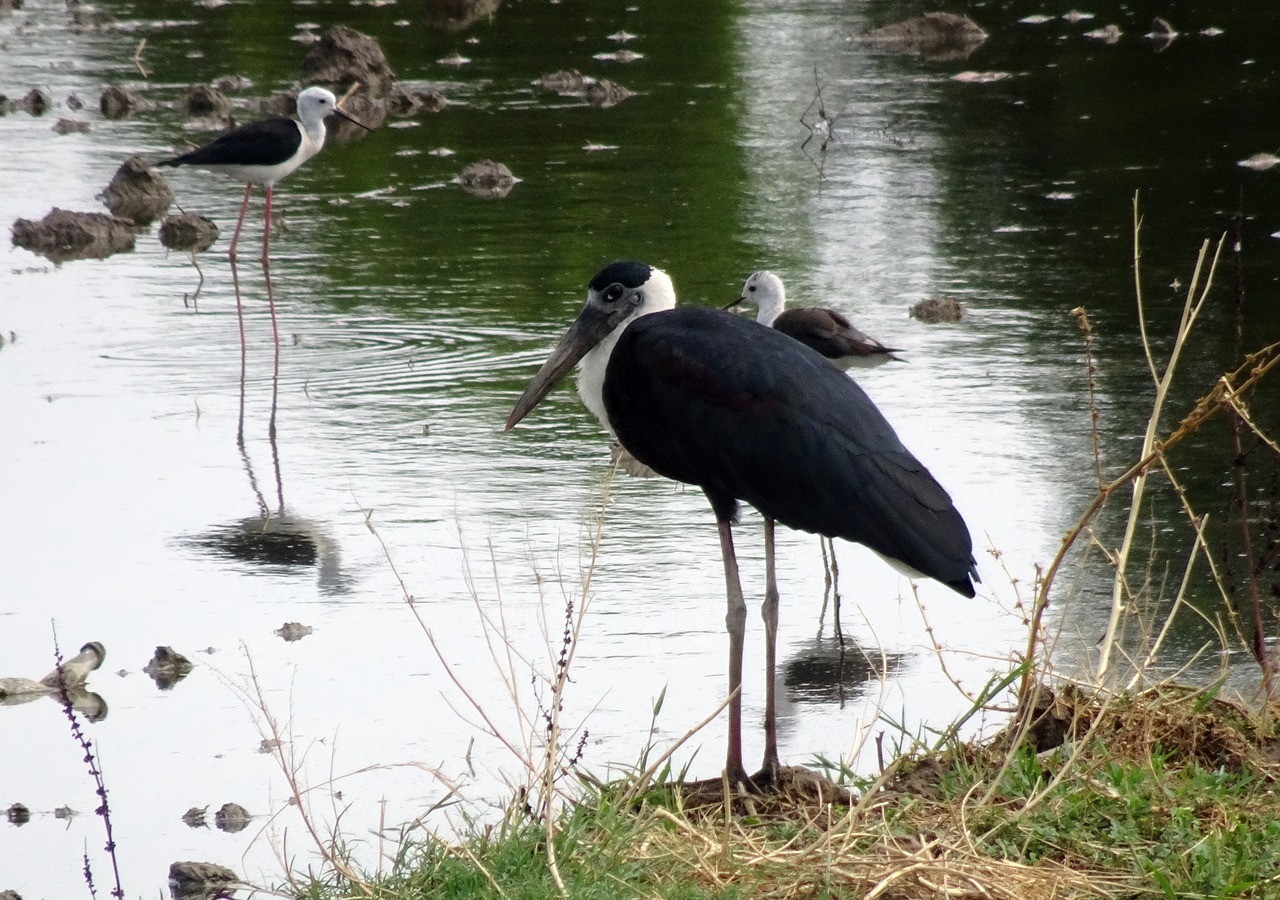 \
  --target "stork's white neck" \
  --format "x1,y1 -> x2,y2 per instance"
576,267 -> 677,433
